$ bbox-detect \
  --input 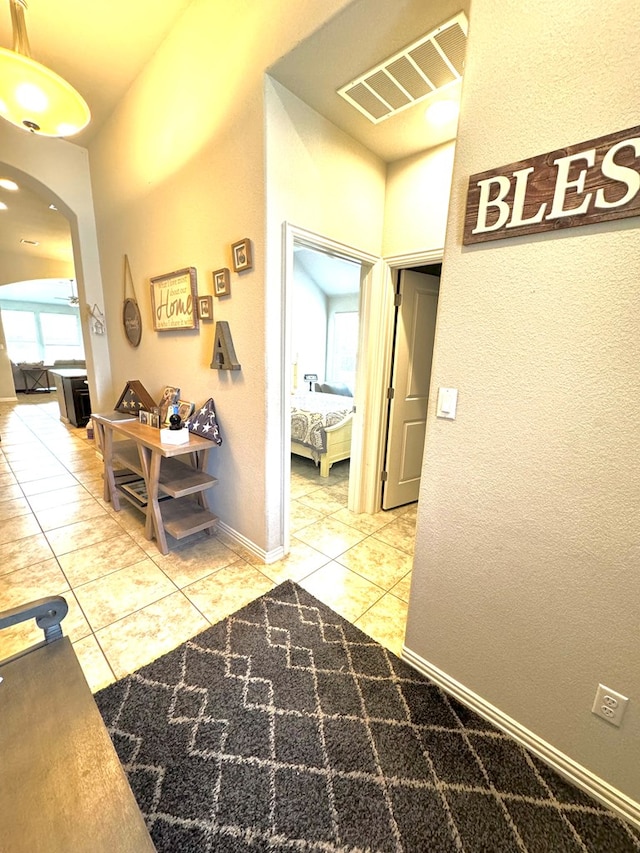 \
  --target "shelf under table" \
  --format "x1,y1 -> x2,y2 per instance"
160,497 -> 218,540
